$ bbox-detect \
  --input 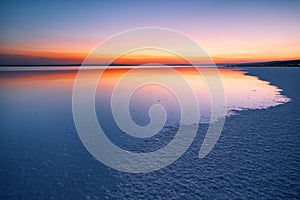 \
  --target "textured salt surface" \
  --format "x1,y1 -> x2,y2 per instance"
0,67 -> 299,199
